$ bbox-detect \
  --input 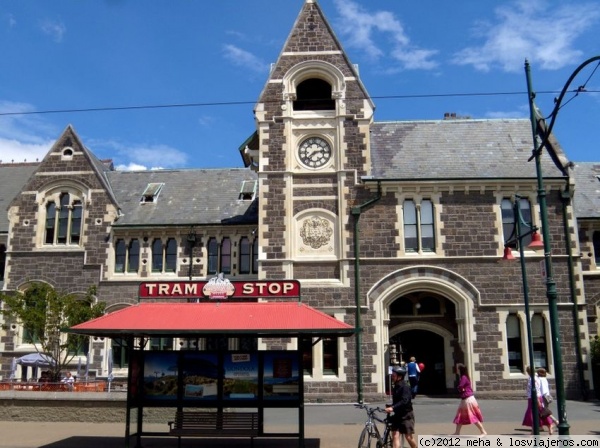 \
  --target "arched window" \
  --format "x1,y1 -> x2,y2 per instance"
207,238 -> 218,275
593,231 -> 600,267
293,78 -> 335,111
151,239 -> 164,273
220,238 -> 231,274
390,297 -> 414,316
506,314 -> 523,373
0,244 -> 6,281
532,314 -> 548,371
128,239 -> 140,273
502,197 -> 533,248
239,237 -> 251,274
252,238 -> 259,274
44,192 -> 82,245
165,238 -> 177,273
403,199 -> 436,253
417,296 -> 441,315
115,239 -> 126,273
